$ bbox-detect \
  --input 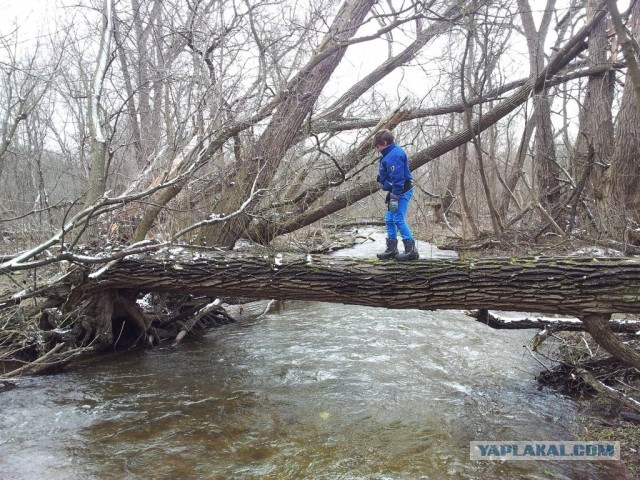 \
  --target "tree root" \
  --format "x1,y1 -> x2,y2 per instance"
0,277 -> 248,379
